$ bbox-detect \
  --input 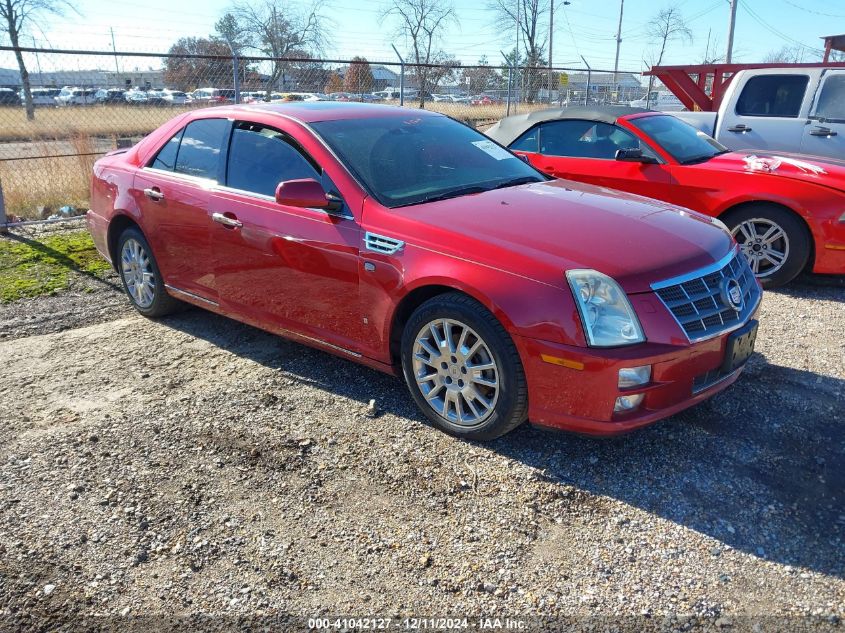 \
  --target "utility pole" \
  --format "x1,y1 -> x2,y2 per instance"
725,0 -> 737,63
613,0 -> 624,84
547,0 -> 553,104
110,28 -> 120,80
515,0 -> 520,107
